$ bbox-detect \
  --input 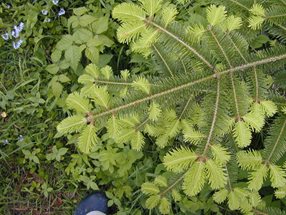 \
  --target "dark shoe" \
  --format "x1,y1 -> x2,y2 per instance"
74,192 -> 108,215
